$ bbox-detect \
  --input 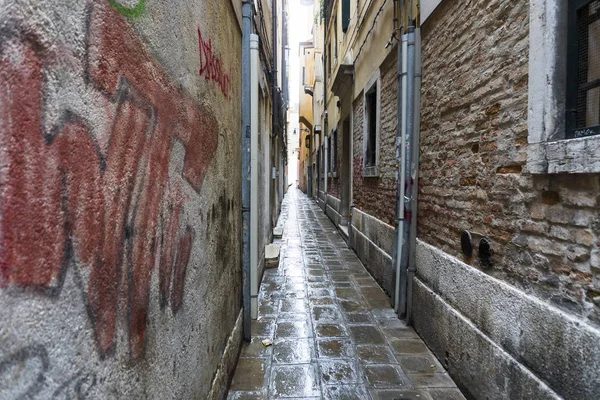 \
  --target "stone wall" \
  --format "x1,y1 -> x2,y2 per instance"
414,241 -> 600,399
416,0 -> 600,398
0,1 -> 242,398
419,0 -> 600,327
350,208 -> 395,296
